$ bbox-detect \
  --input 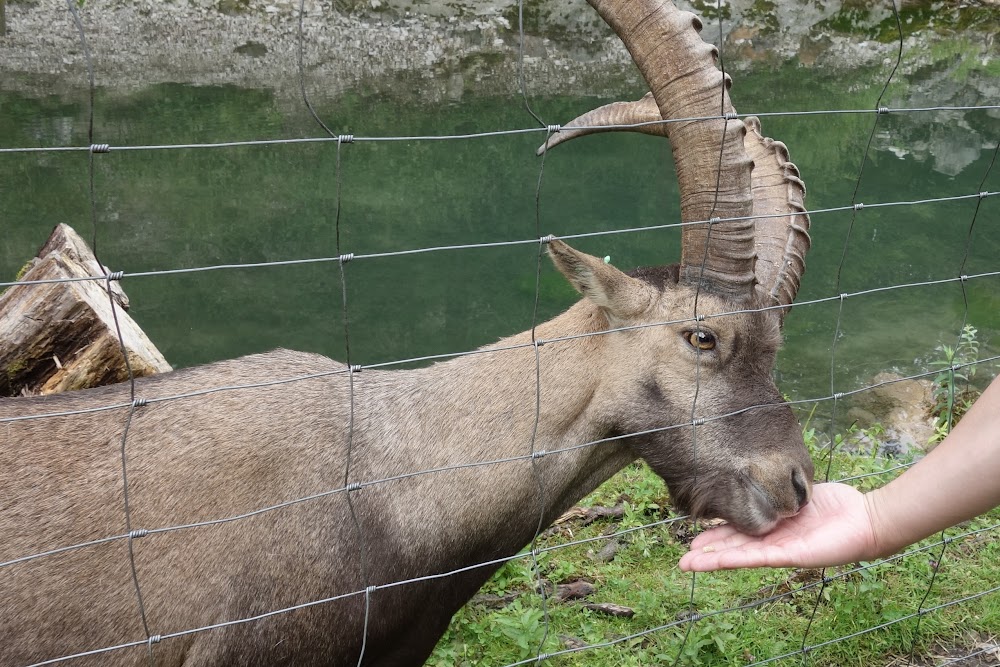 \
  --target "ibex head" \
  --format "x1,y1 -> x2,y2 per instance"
543,0 -> 813,535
